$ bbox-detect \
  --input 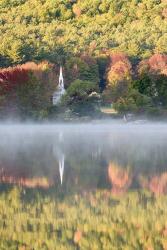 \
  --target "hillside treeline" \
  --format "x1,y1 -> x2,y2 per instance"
0,53 -> 167,119
0,0 -> 167,66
